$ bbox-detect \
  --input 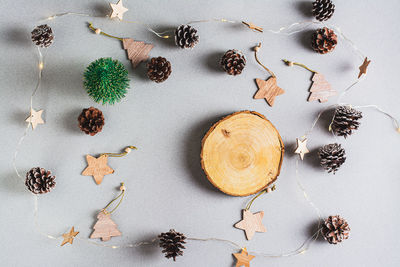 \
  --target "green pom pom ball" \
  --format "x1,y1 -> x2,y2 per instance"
83,58 -> 130,105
